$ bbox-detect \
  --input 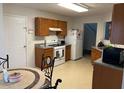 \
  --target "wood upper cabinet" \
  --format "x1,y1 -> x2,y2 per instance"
92,63 -> 123,89
35,17 -> 67,36
35,17 -> 49,36
65,45 -> 71,61
57,20 -> 67,36
48,19 -> 58,28
110,4 -> 124,44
